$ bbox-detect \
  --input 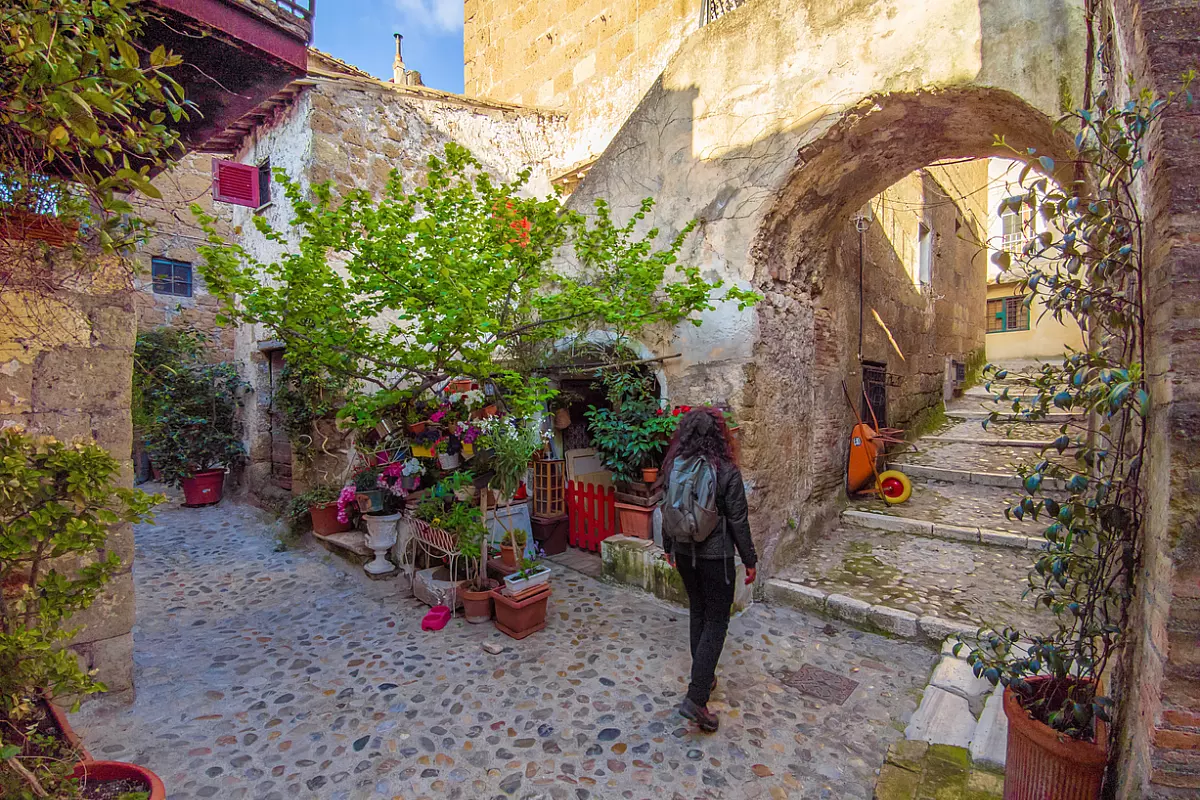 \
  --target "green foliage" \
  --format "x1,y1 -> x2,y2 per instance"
273,362 -> 351,456
477,418 -> 543,498
193,143 -> 757,431
132,326 -> 209,430
584,369 -> 678,484
0,0 -> 190,254
142,361 -> 246,486
0,427 -> 158,721
955,76 -> 1195,741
